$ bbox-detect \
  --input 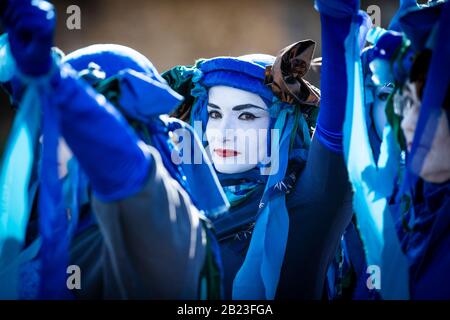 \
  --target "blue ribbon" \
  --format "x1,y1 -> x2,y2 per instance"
37,86 -> 72,299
